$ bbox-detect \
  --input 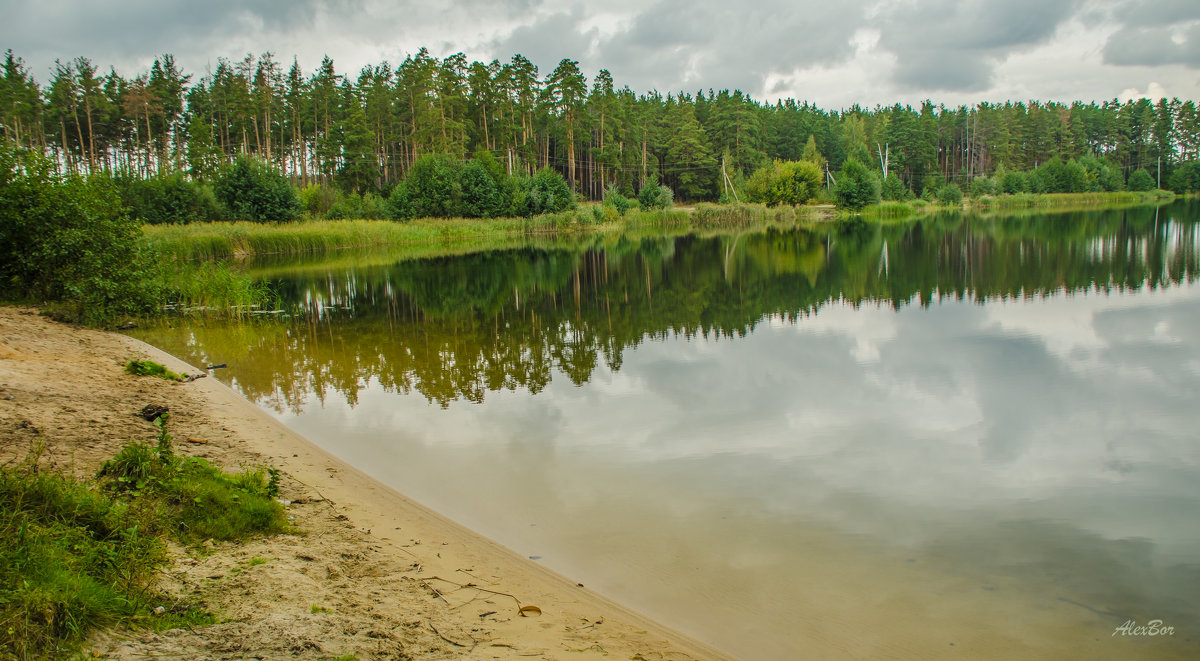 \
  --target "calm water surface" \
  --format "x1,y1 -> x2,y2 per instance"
136,204 -> 1200,659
